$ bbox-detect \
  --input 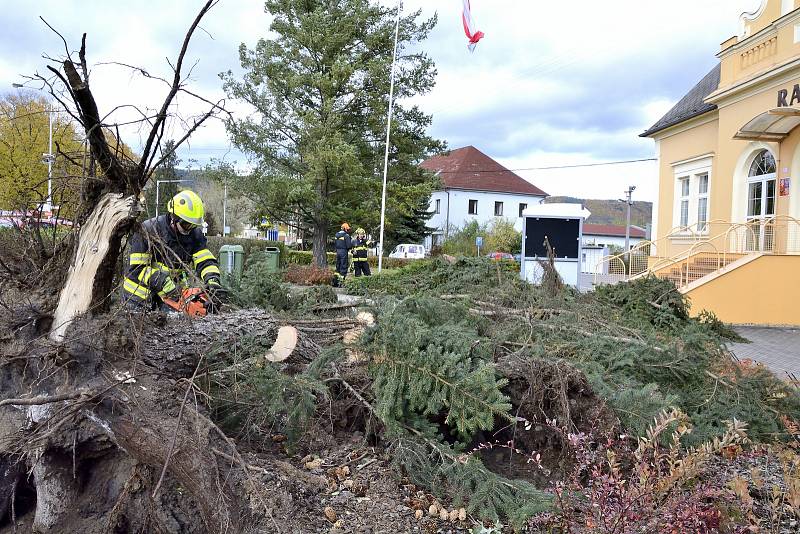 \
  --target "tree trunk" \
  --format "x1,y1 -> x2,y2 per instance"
50,193 -> 137,342
313,219 -> 328,268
